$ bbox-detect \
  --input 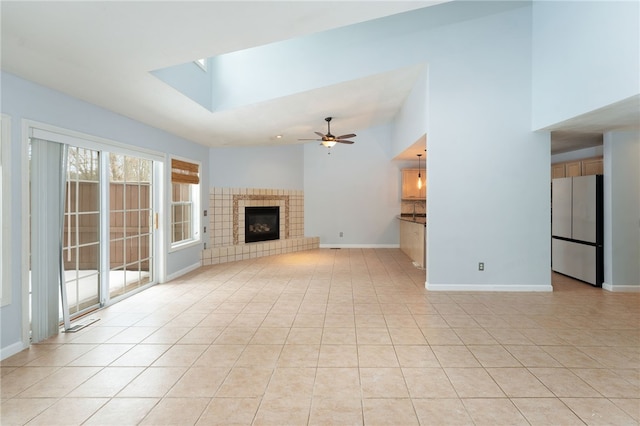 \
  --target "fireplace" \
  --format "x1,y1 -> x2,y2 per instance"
245,206 -> 280,243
